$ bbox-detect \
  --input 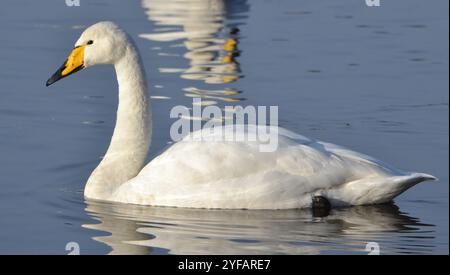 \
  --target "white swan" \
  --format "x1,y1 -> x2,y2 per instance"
46,22 -> 436,209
